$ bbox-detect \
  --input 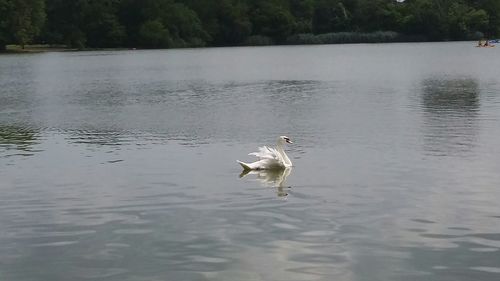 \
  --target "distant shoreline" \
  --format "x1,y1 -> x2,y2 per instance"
0,39 -> 490,54
1,45 -> 129,53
